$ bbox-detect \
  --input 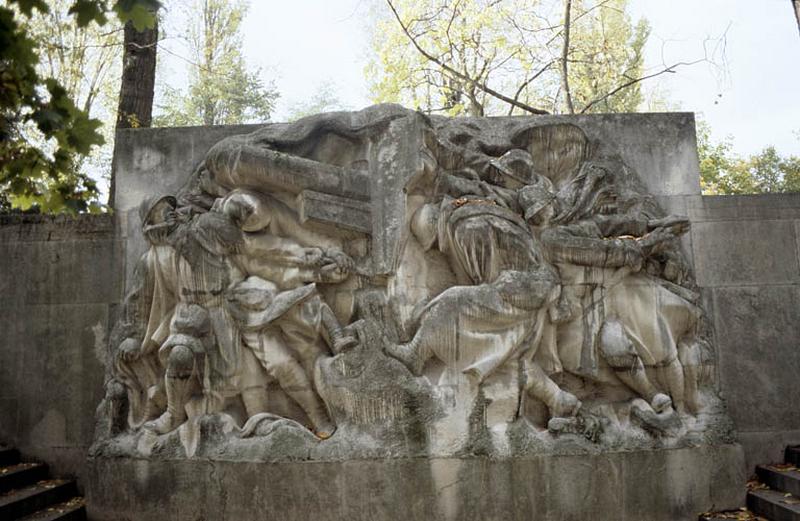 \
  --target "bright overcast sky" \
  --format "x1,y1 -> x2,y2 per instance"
163,0 -> 800,157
